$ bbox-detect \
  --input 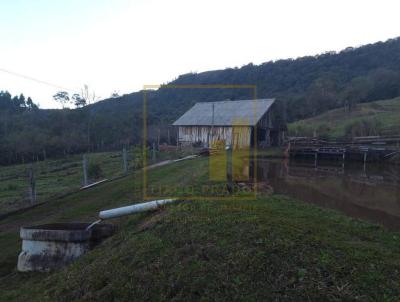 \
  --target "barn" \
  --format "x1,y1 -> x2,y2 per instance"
173,99 -> 286,149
